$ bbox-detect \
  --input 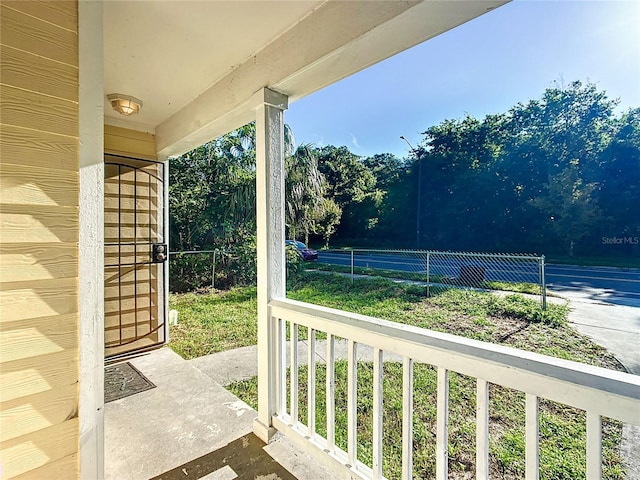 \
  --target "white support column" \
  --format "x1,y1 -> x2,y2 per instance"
78,1 -> 105,478
252,87 -> 288,443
